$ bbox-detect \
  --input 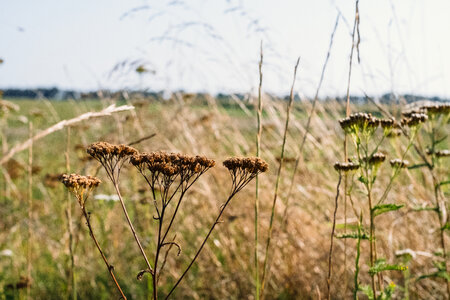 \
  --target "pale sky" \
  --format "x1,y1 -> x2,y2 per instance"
0,0 -> 449,98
